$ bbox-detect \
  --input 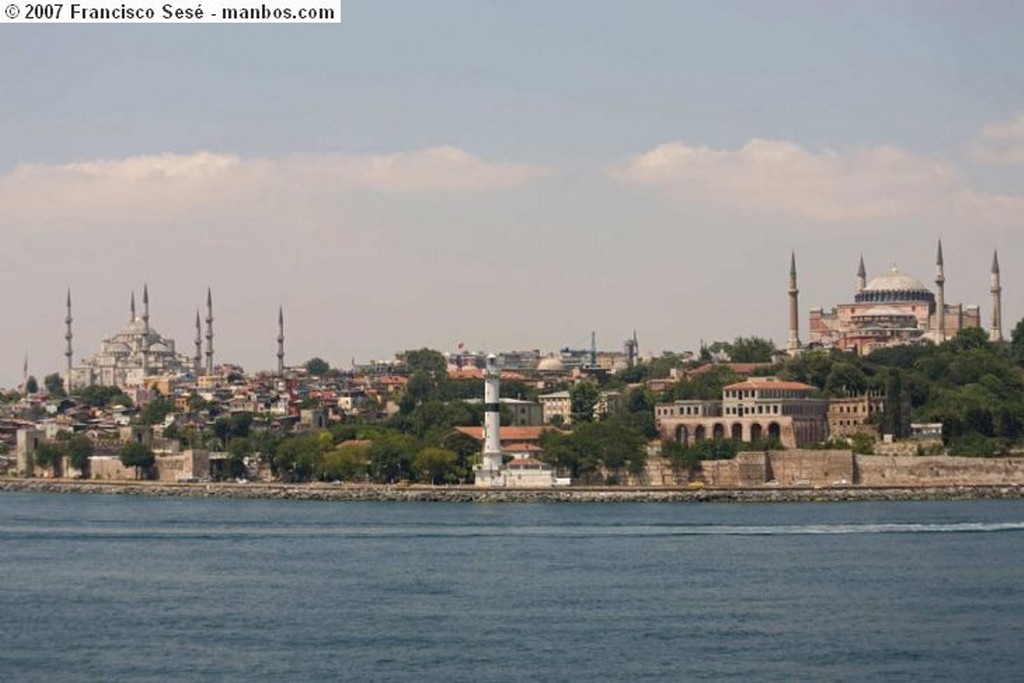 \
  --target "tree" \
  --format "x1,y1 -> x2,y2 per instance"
120,442 -> 155,480
729,336 -> 777,363
948,326 -> 989,353
367,433 -> 417,483
825,362 -> 869,396
33,442 -> 64,477
413,447 -> 459,484
305,357 -> 330,376
569,382 -> 600,423
44,373 -> 67,398
319,443 -> 370,481
65,435 -> 94,477
24,375 -> 39,394
274,431 -> 333,481
75,385 -> 132,409
138,397 -> 175,425
1011,317 -> 1024,365
883,369 -> 906,439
